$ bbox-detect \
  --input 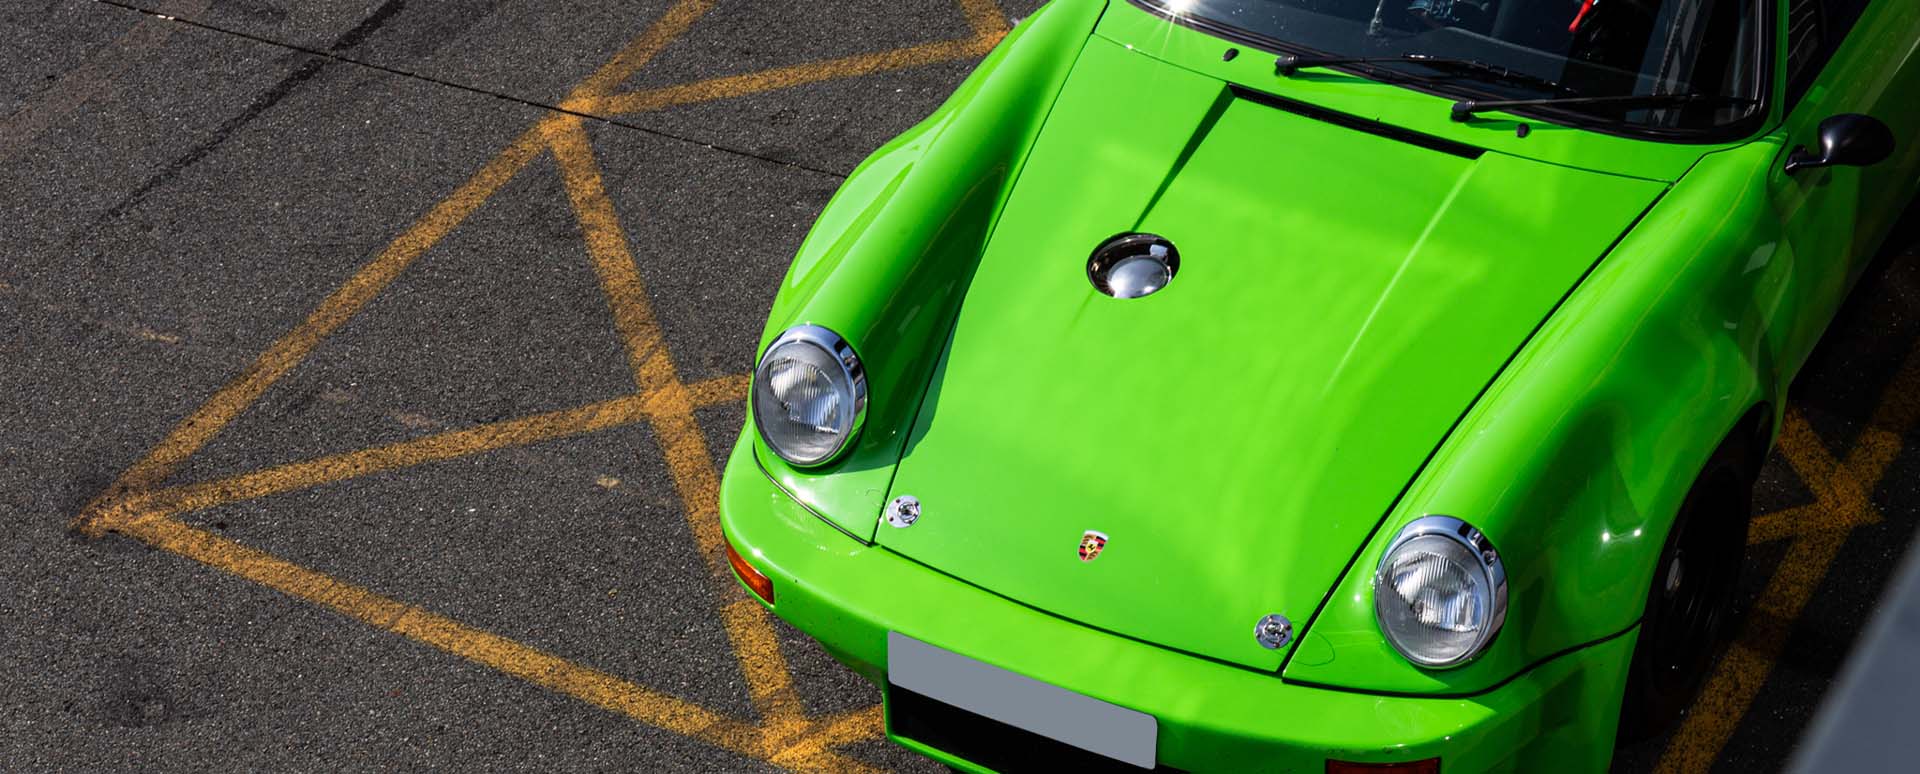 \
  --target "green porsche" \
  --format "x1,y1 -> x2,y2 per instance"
718,0 -> 1920,770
